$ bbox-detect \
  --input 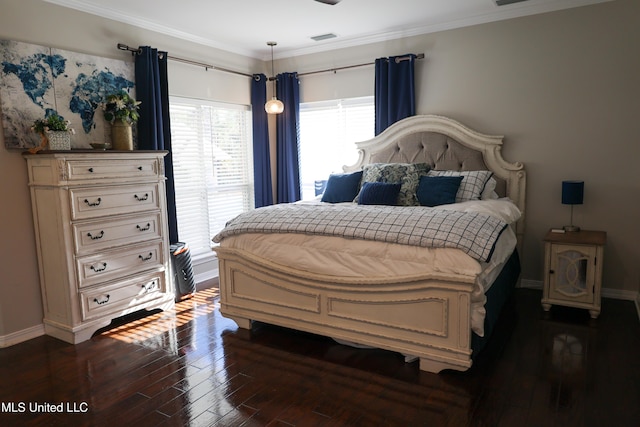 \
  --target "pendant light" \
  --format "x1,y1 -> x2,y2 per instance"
264,41 -> 284,114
